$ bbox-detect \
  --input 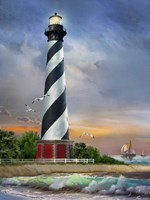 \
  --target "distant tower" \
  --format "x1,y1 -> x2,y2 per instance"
37,13 -> 73,159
